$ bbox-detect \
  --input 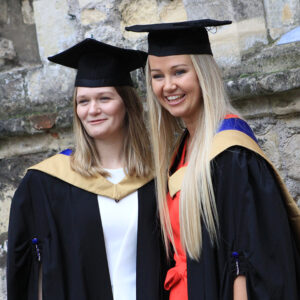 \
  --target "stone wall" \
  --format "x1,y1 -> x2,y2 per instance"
0,0 -> 299,298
